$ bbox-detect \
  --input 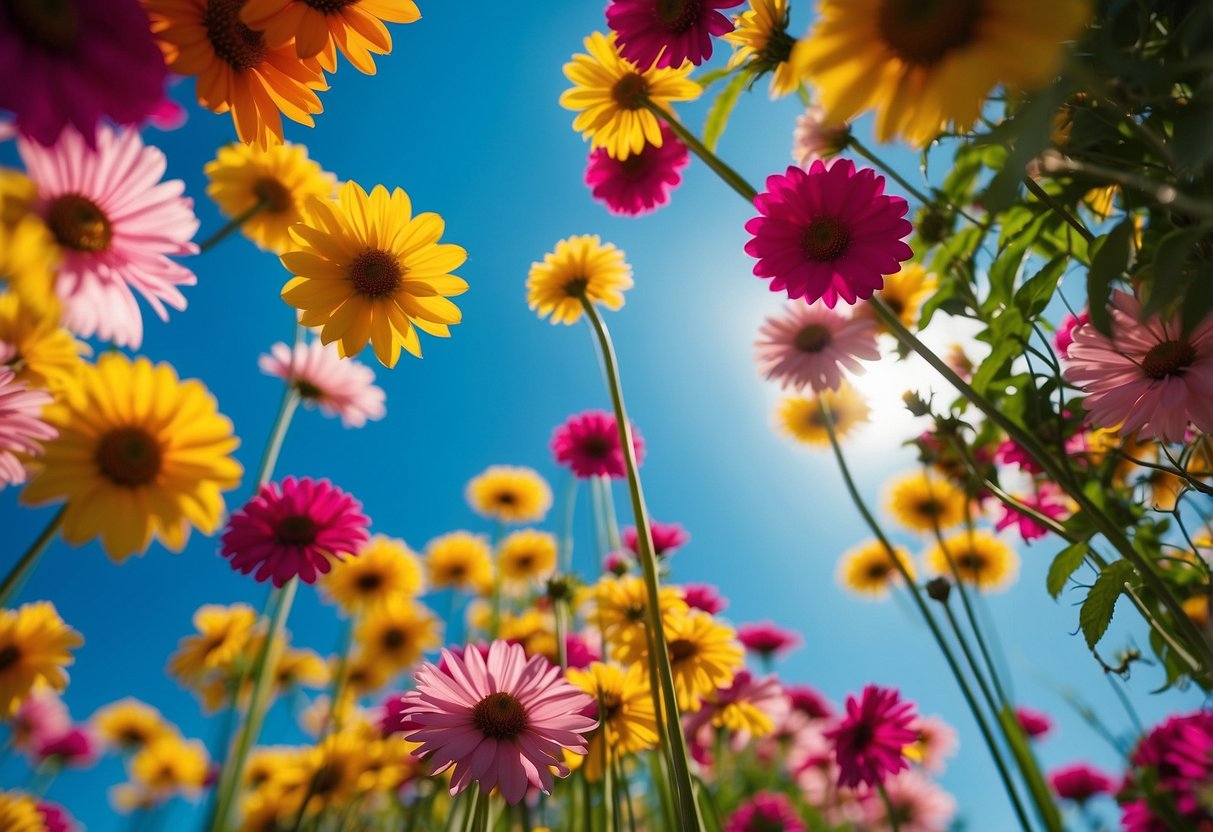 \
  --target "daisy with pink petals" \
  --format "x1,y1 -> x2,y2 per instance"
551,410 -> 644,479
725,791 -> 805,832
1064,291 -> 1213,441
606,0 -> 744,69
36,802 -> 79,832
825,684 -> 918,788
0,368 -> 55,489
755,302 -> 880,391
908,715 -> 958,774
399,640 -> 597,805
1054,311 -> 1090,360
683,582 -> 727,614
623,520 -> 689,557
745,160 -> 912,308
737,621 -> 801,661
18,126 -> 199,348
259,341 -> 386,429
220,477 -> 370,587
792,105 -> 850,169
586,123 -> 689,216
